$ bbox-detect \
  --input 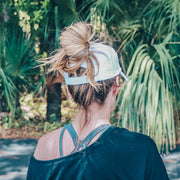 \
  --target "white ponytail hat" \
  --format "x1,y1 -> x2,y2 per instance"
64,44 -> 128,85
